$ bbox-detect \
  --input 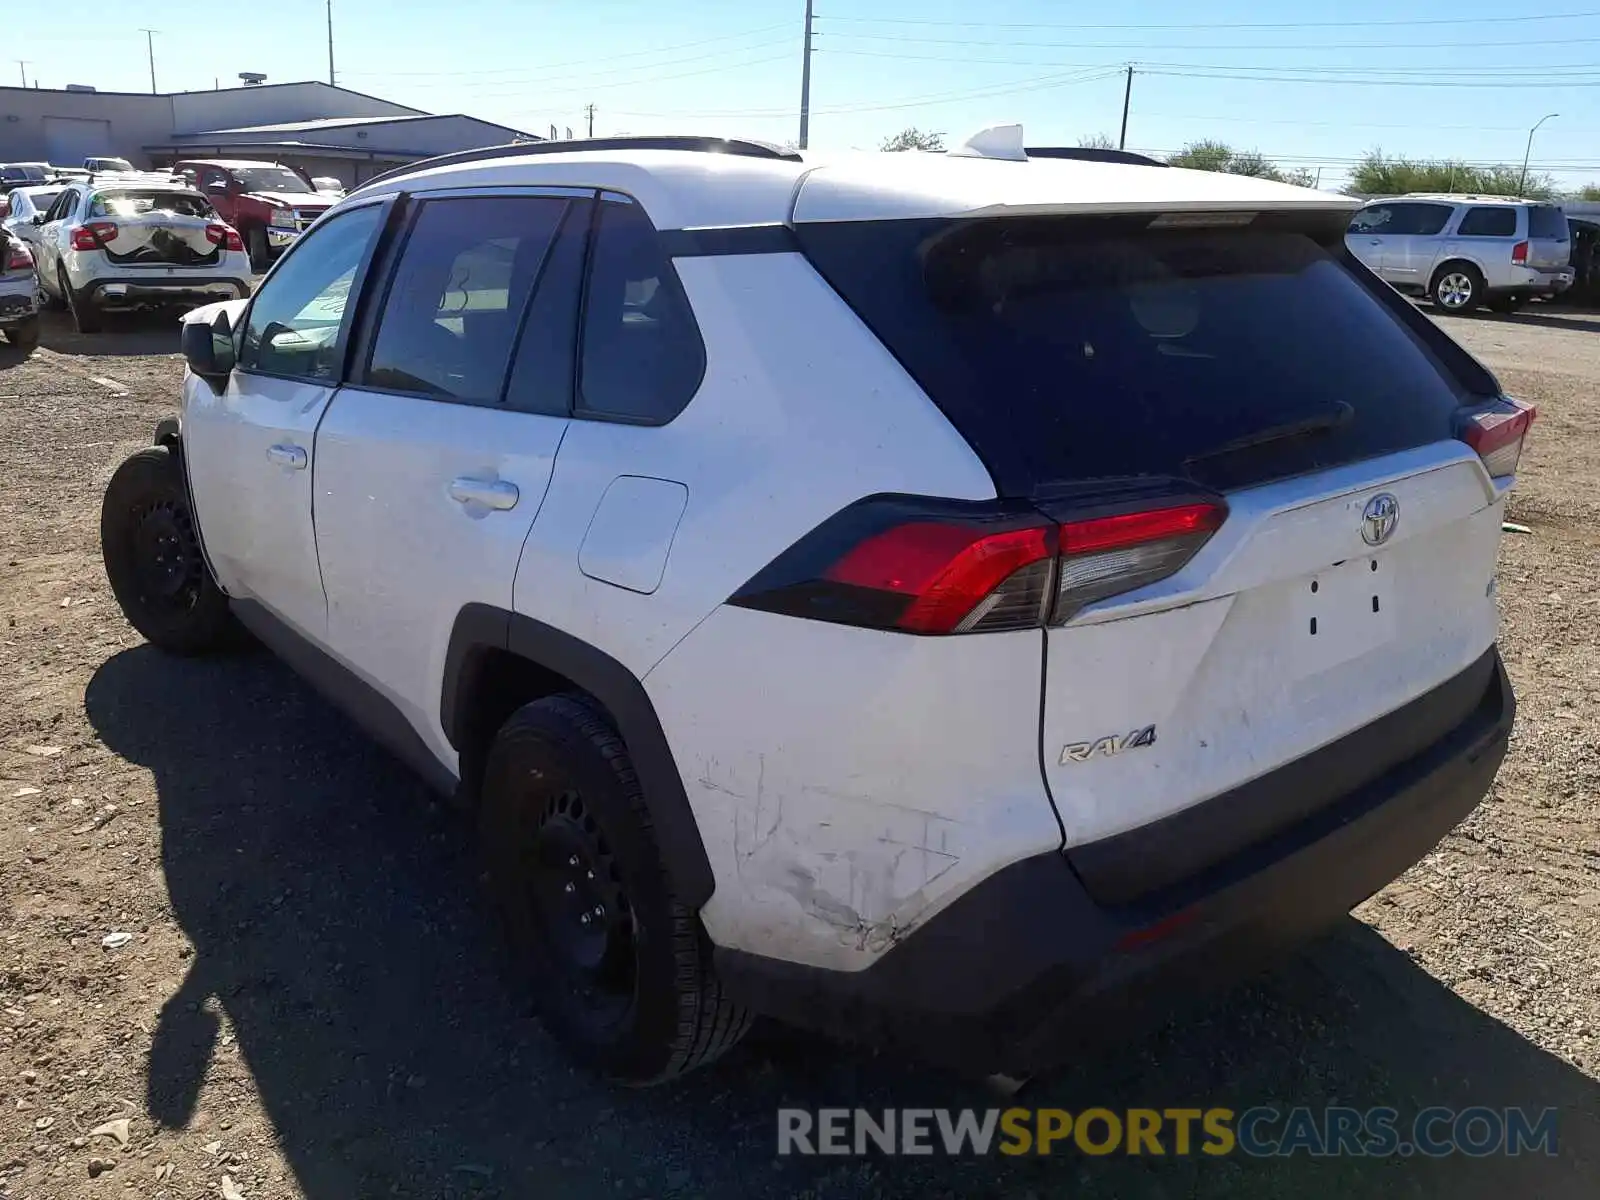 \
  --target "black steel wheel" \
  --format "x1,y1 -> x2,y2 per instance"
479,694 -> 751,1083
100,446 -> 238,655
